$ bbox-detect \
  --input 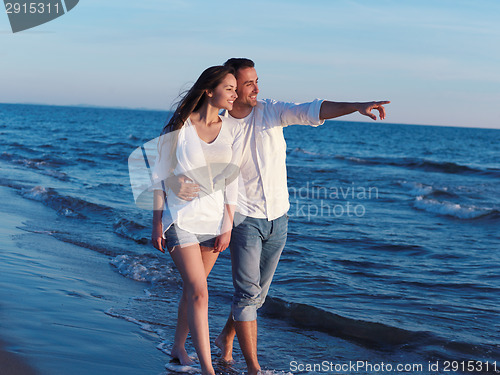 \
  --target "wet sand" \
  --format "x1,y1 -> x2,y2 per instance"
0,185 -> 168,375
0,339 -> 39,375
